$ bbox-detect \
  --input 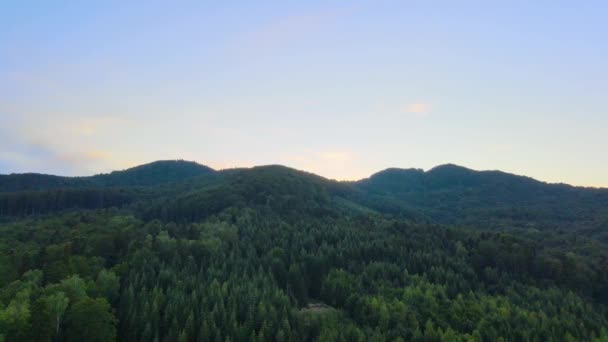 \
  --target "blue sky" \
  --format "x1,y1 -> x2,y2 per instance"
1,1 -> 607,186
